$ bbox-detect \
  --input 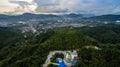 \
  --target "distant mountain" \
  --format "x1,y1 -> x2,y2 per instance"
60,13 -> 83,18
18,13 -> 58,18
0,13 -> 93,21
0,14 -> 12,20
0,13 -> 120,22
0,13 -> 59,22
87,14 -> 120,21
